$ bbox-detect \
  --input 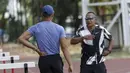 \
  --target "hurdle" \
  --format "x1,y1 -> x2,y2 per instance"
0,55 -> 20,73
0,52 -> 10,56
0,55 -> 19,61
0,62 -> 35,73
0,49 -> 36,73
0,52 -> 11,73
